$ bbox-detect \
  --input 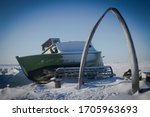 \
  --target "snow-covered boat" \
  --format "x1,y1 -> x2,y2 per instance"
16,38 -> 105,83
